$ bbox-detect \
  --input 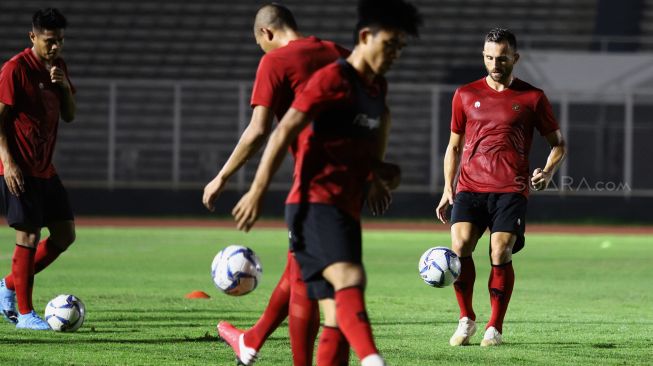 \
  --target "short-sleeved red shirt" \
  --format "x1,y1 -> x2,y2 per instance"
288,60 -> 387,220
250,36 -> 349,159
451,78 -> 559,196
0,48 -> 75,178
